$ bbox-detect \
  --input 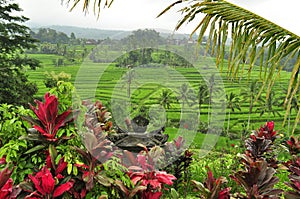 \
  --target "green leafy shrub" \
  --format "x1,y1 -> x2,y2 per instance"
0,104 -> 31,145
44,71 -> 71,89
